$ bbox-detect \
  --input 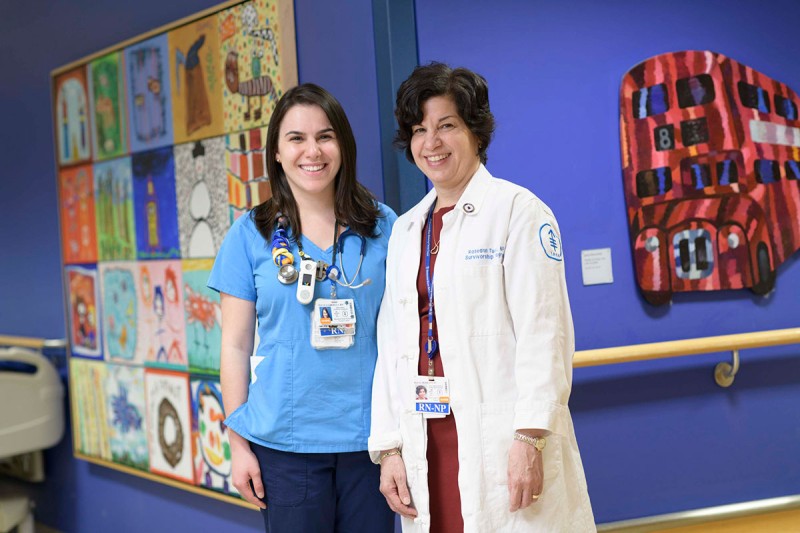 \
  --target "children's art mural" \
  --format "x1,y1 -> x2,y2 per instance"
106,364 -> 149,470
220,0 -> 290,132
183,259 -> 221,374
137,260 -> 187,368
191,379 -> 236,494
66,265 -> 102,359
100,262 -> 139,364
175,138 -> 230,258
55,68 -> 92,166
94,157 -> 137,261
89,52 -> 128,160
132,147 -> 180,259
125,34 -> 174,152
59,165 -> 98,264
71,359 -> 111,460
226,127 -> 270,221
146,369 -> 193,483
55,0 -> 296,504
169,16 -> 225,143
620,50 -> 800,304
